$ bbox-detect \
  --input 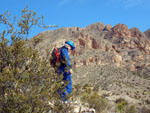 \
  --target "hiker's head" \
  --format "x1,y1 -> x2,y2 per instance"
65,41 -> 75,51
